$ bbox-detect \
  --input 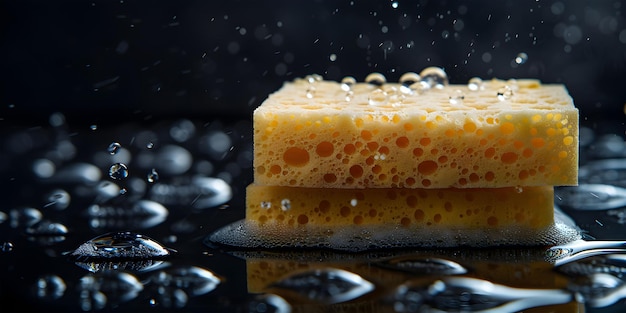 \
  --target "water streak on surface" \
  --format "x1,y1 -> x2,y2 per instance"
546,240 -> 626,267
